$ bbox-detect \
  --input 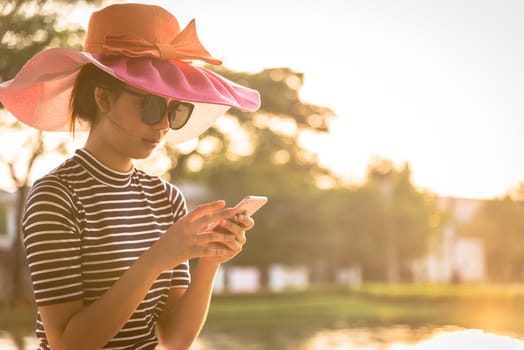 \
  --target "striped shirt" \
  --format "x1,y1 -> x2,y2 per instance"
23,148 -> 190,350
